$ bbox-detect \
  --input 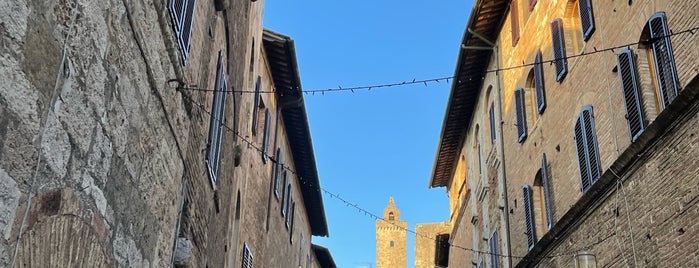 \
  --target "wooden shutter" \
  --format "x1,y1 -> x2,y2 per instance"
515,88 -> 527,143
616,49 -> 645,142
578,0 -> 595,41
489,103 -> 496,144
574,114 -> 592,192
281,172 -> 289,216
541,154 -> 553,230
242,243 -> 253,268
648,12 -> 679,109
252,76 -> 261,135
261,109 -> 270,163
206,52 -> 227,188
581,107 -> 601,183
490,231 -> 500,268
510,1 -> 520,46
534,51 -> 546,114
289,202 -> 295,242
551,19 -> 568,82
523,185 -> 536,250
167,0 -> 197,64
